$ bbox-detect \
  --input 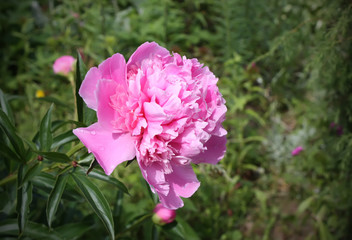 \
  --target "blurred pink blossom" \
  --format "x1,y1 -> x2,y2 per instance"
53,55 -> 75,75
152,203 -> 176,225
291,146 -> 304,156
73,42 -> 227,209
